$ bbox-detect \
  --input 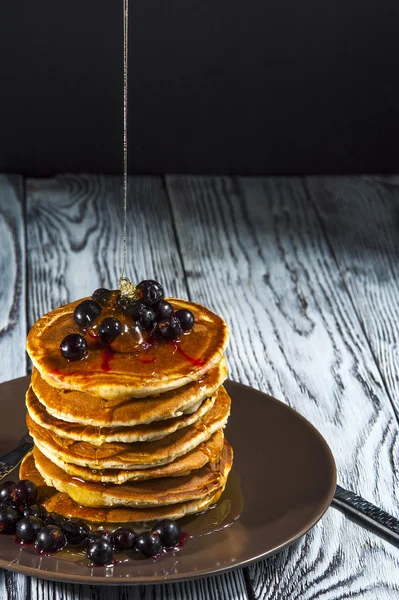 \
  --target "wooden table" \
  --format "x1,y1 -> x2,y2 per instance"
1,174 -> 399,599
